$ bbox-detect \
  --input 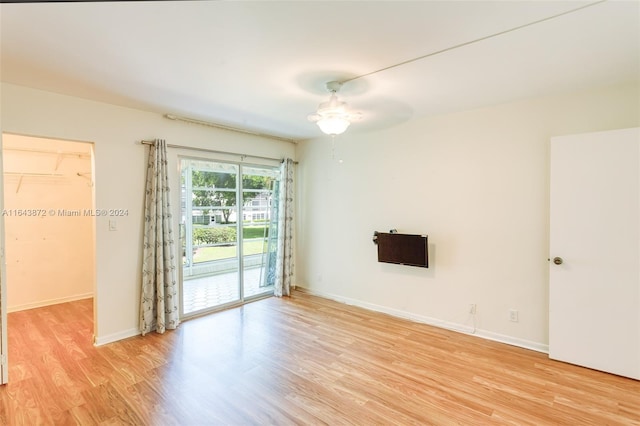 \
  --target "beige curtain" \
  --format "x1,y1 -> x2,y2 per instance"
274,158 -> 294,297
140,139 -> 179,335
